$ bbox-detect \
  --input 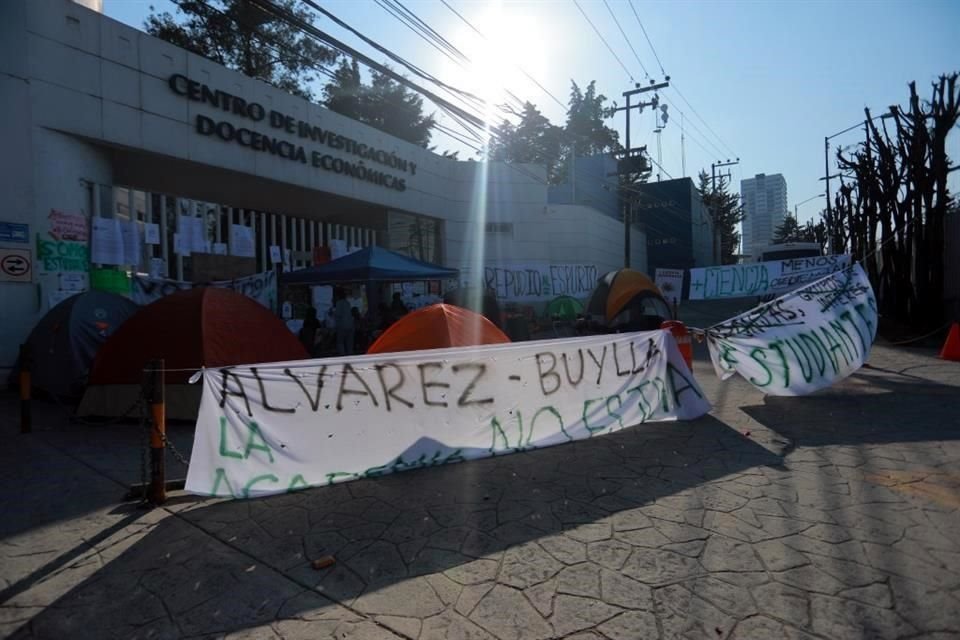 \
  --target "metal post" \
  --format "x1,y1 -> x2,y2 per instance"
824,136 -> 832,221
624,94 -> 631,152
146,358 -> 166,505
19,344 -> 31,434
